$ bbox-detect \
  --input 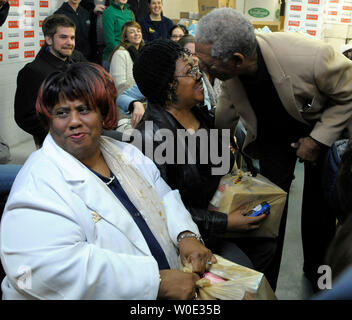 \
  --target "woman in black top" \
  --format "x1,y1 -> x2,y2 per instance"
133,40 -> 272,269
